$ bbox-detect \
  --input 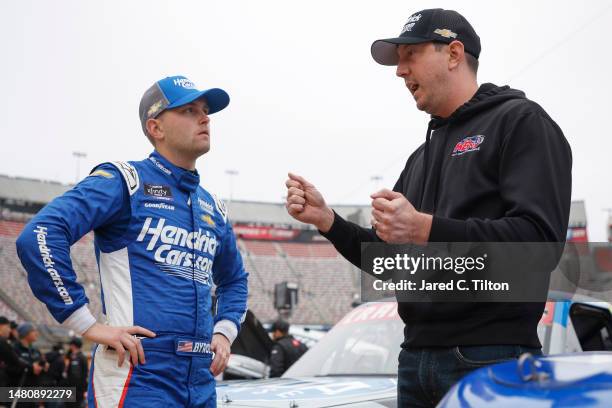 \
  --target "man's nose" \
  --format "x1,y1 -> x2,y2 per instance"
396,61 -> 410,78
199,111 -> 210,124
